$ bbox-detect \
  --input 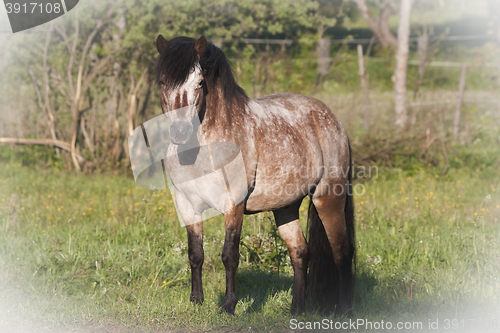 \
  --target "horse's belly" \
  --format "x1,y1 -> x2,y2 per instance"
245,165 -> 320,212
245,191 -> 300,212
